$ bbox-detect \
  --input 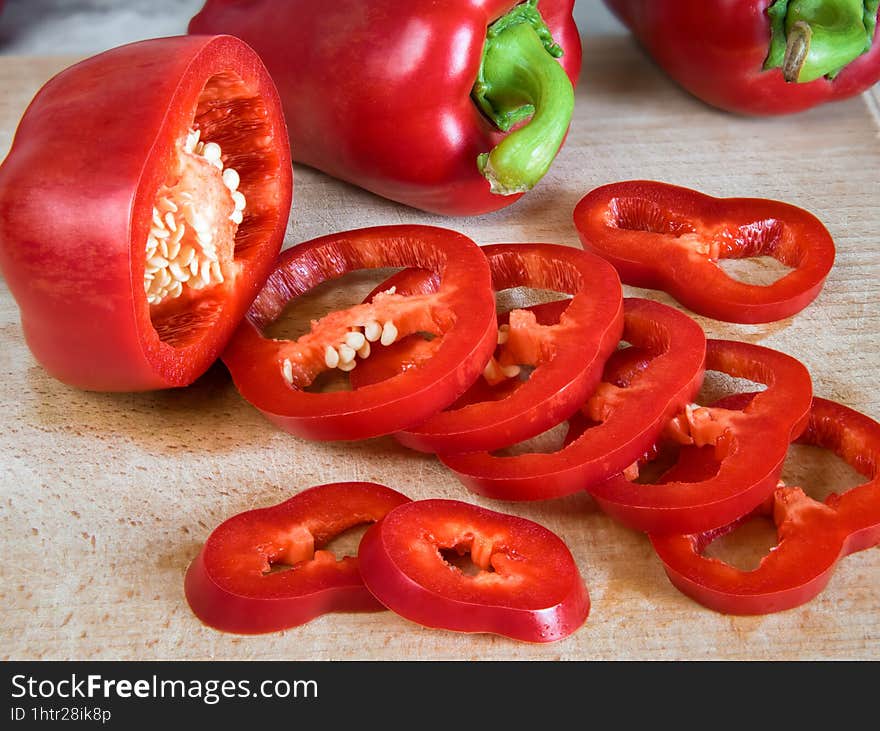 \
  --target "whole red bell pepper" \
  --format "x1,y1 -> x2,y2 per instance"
189,0 -> 581,215
604,1 -> 880,115
651,397 -> 880,615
